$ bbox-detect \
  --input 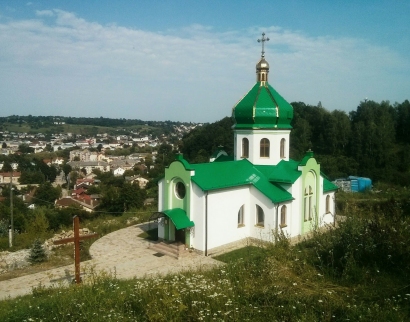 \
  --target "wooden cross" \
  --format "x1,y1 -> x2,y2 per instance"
53,216 -> 98,284
257,32 -> 270,58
